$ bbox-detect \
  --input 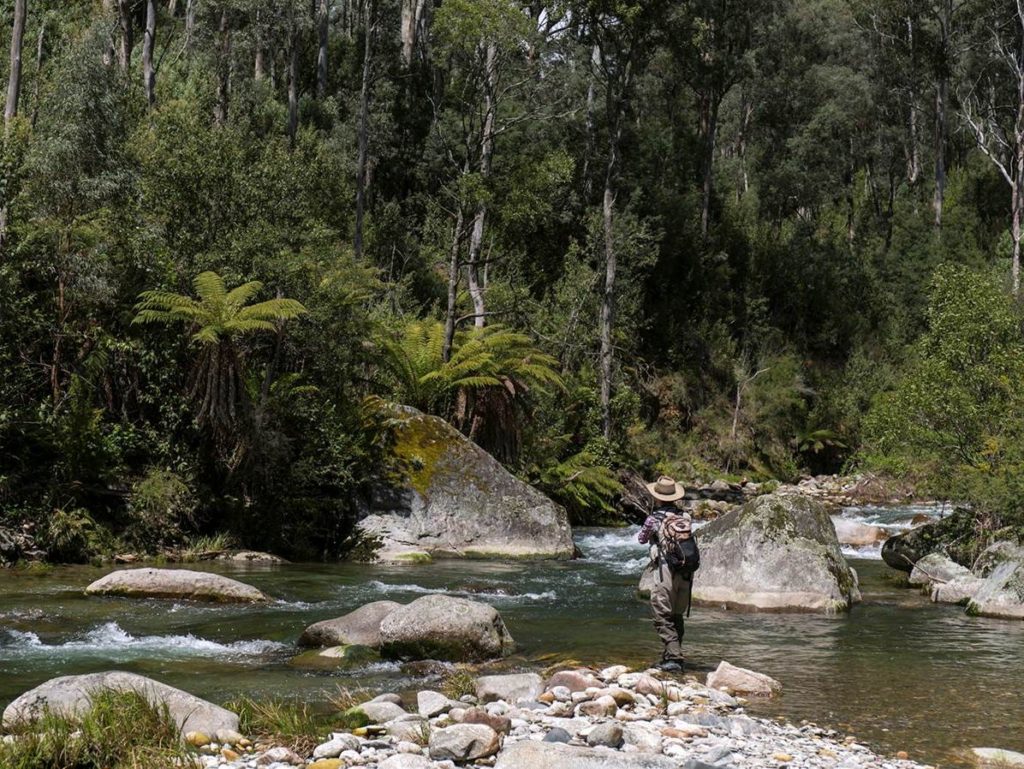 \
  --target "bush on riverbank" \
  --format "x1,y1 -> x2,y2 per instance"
0,690 -> 190,769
